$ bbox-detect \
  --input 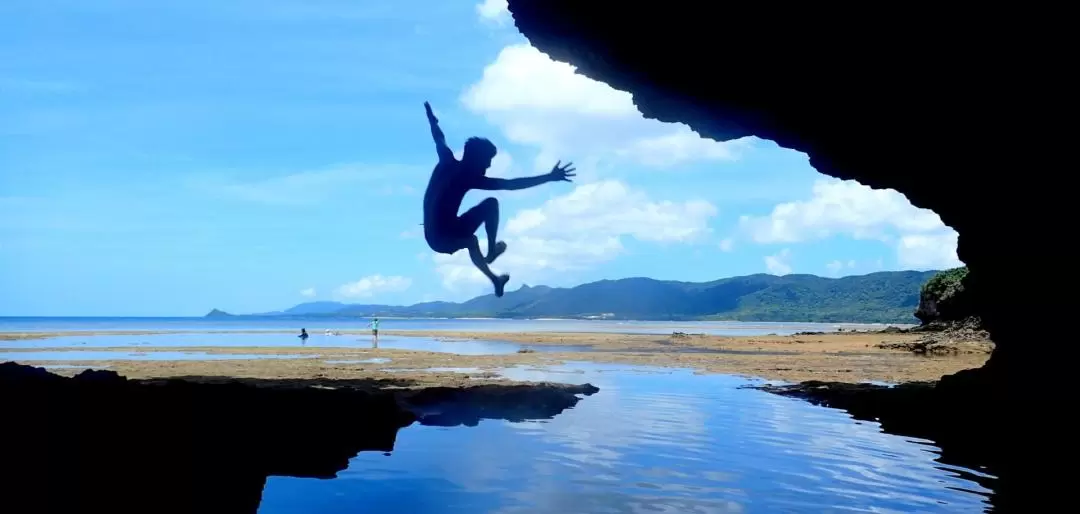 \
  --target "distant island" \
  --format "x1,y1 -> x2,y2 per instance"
206,271 -> 941,324
204,309 -> 234,318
